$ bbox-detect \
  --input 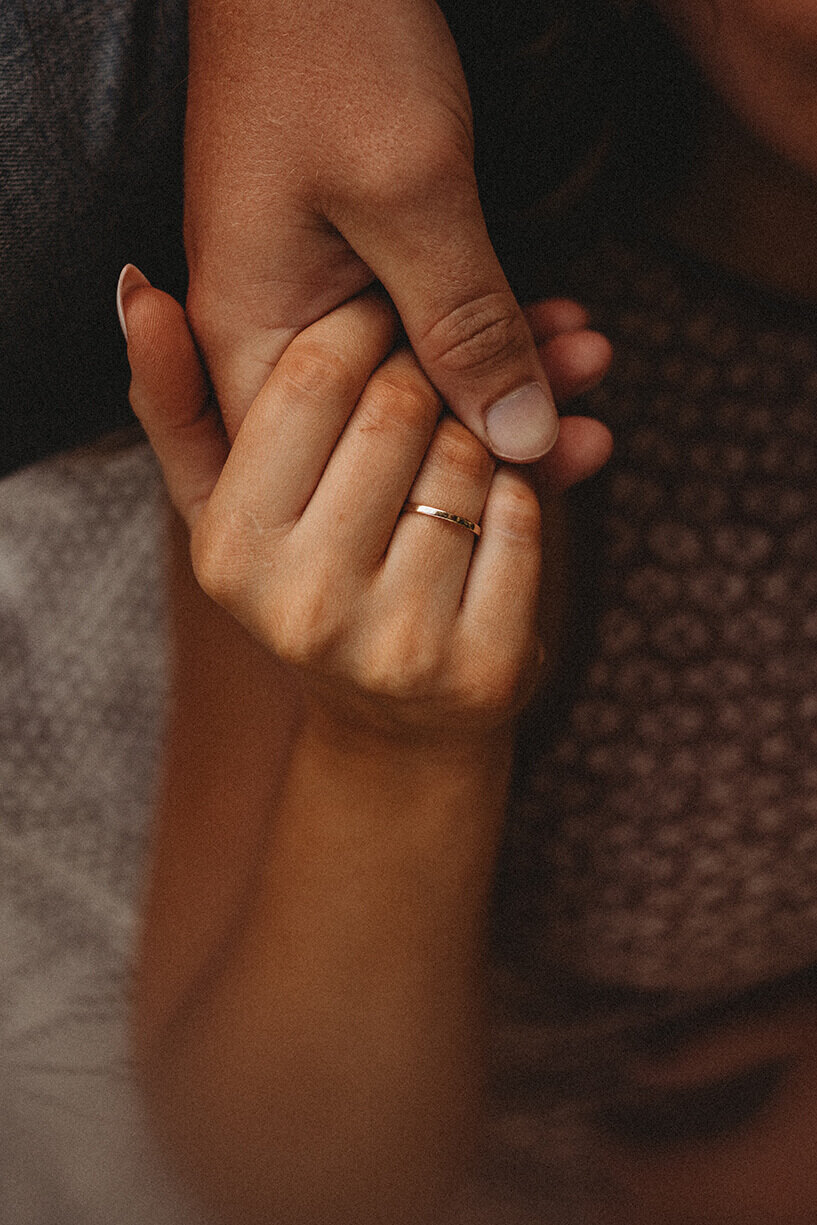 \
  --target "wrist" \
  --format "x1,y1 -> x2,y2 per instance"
302,695 -> 516,779
283,700 -> 516,871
